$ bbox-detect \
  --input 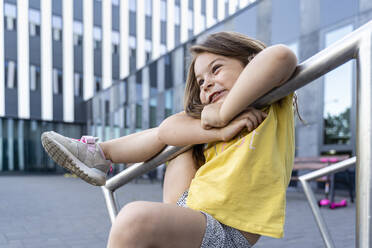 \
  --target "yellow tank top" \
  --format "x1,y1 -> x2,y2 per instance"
186,93 -> 295,238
